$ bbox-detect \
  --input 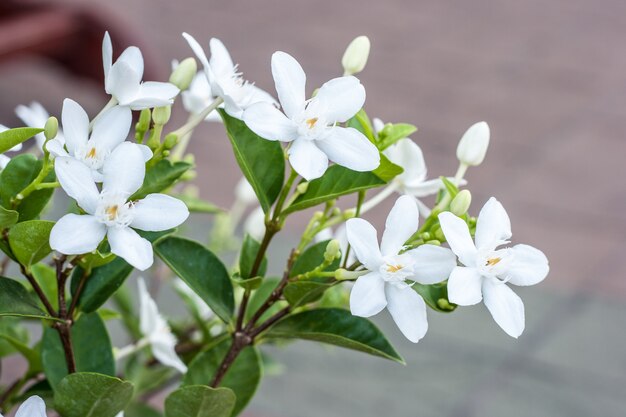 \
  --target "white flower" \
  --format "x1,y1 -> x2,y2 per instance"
456,121 -> 490,166
0,124 -> 22,169
244,206 -> 265,241
346,195 -> 456,342
182,33 -> 276,119
172,60 -> 221,122
15,101 -> 66,151
50,142 -> 189,270
234,177 -> 257,206
51,98 -> 151,181
173,278 -> 214,320
103,32 -> 179,110
0,395 -> 47,417
138,277 -> 187,373
438,197 -> 549,338
243,52 -> 380,180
